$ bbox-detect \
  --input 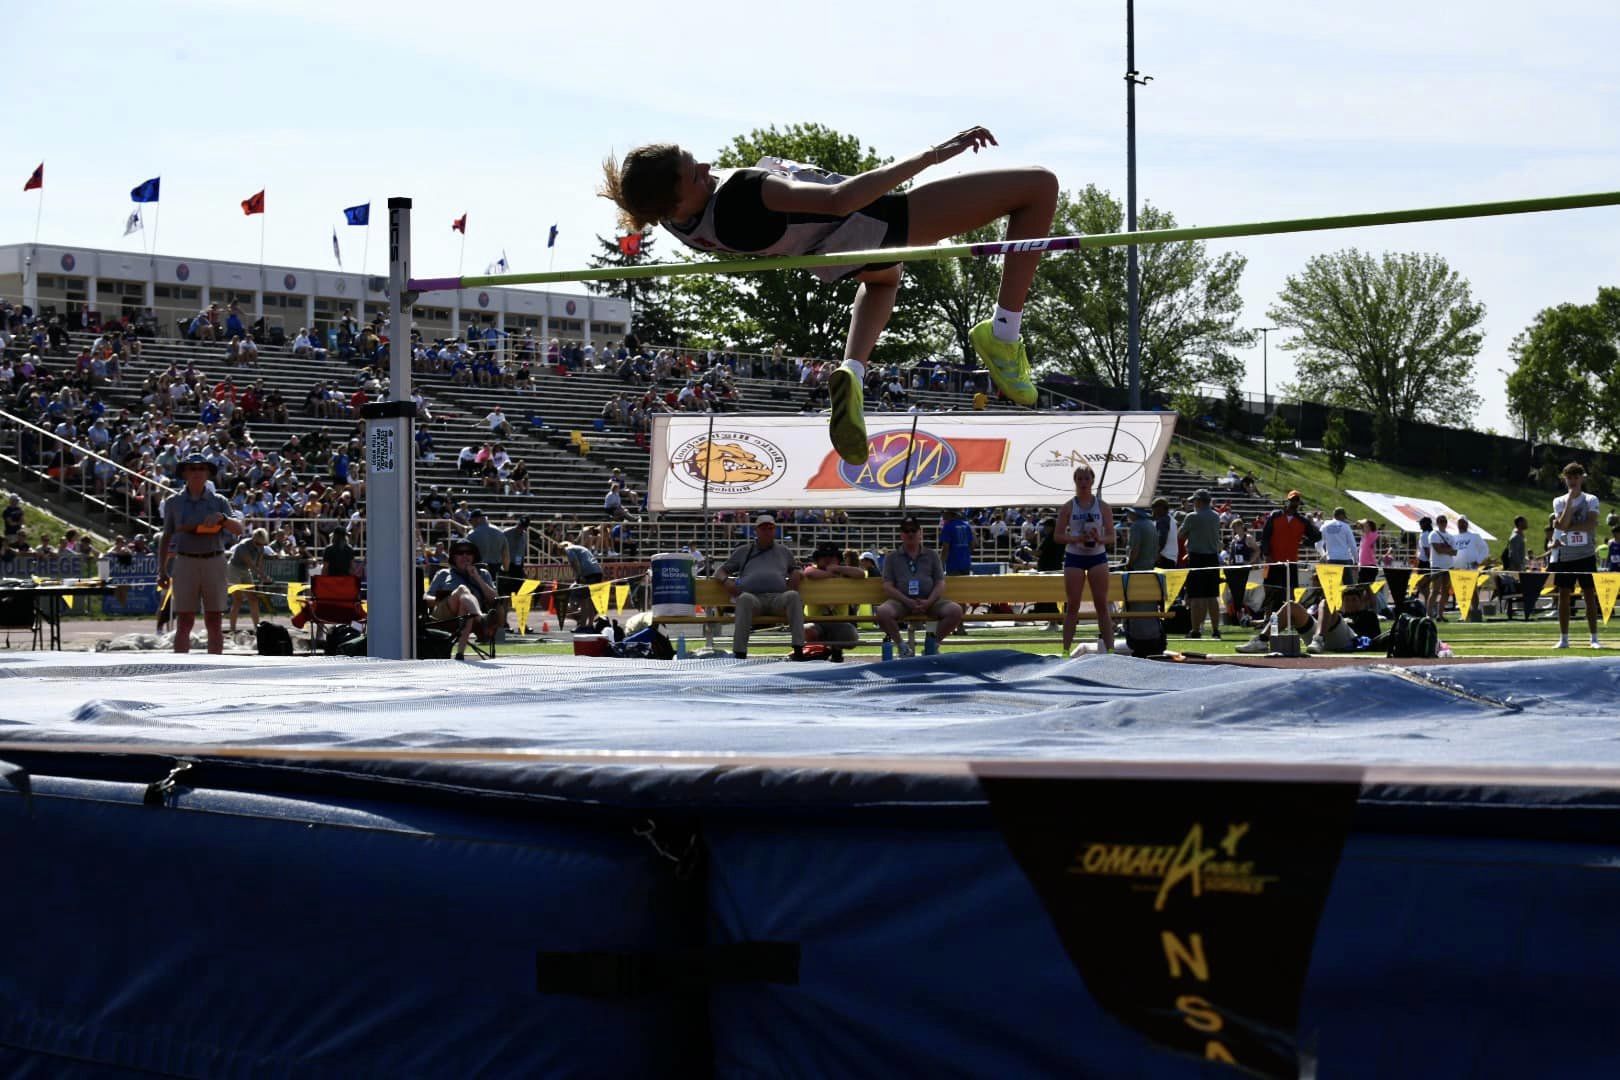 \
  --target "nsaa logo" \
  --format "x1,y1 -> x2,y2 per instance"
839,430 -> 960,491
